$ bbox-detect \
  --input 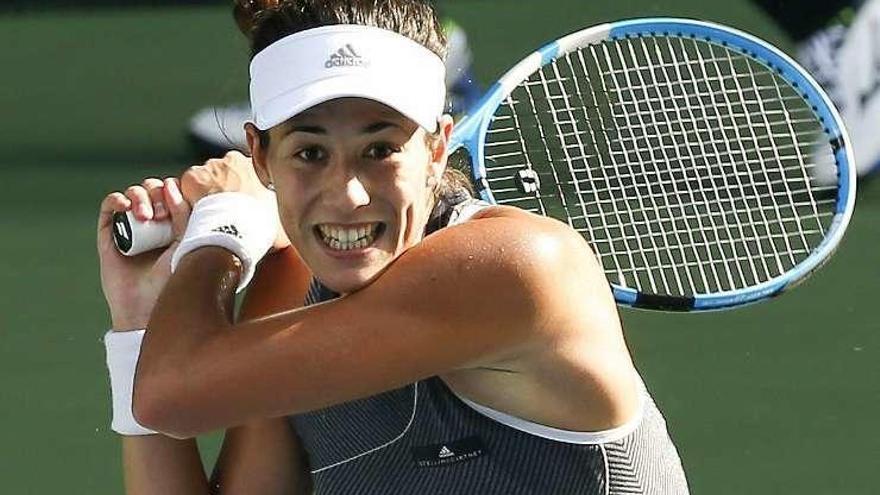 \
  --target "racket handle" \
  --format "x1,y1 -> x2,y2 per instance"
112,211 -> 174,256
